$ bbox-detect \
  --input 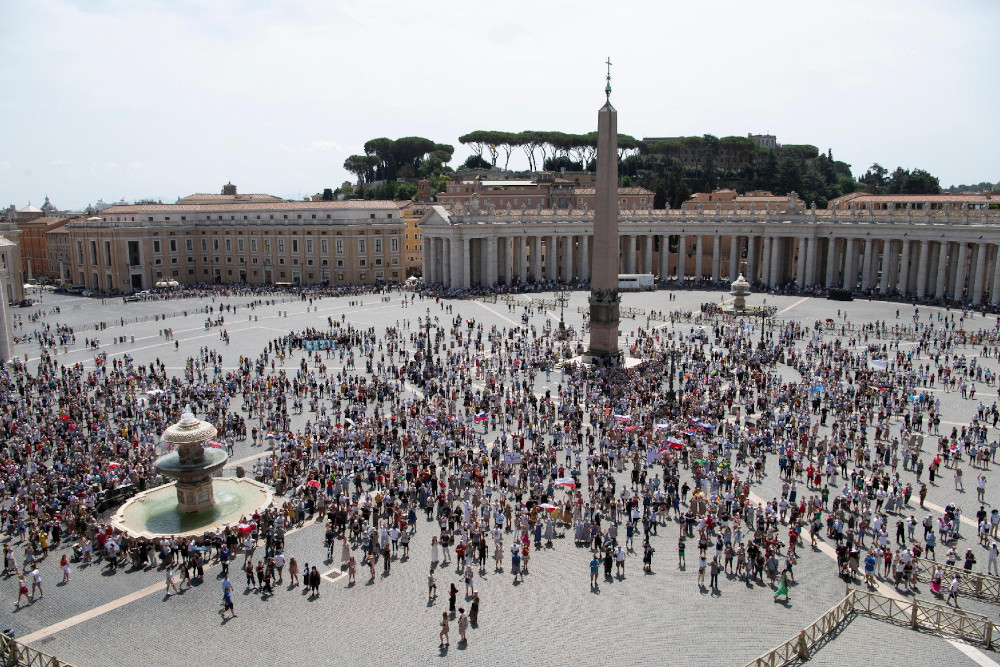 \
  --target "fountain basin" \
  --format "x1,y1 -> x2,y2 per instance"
110,478 -> 273,540
155,447 -> 229,479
